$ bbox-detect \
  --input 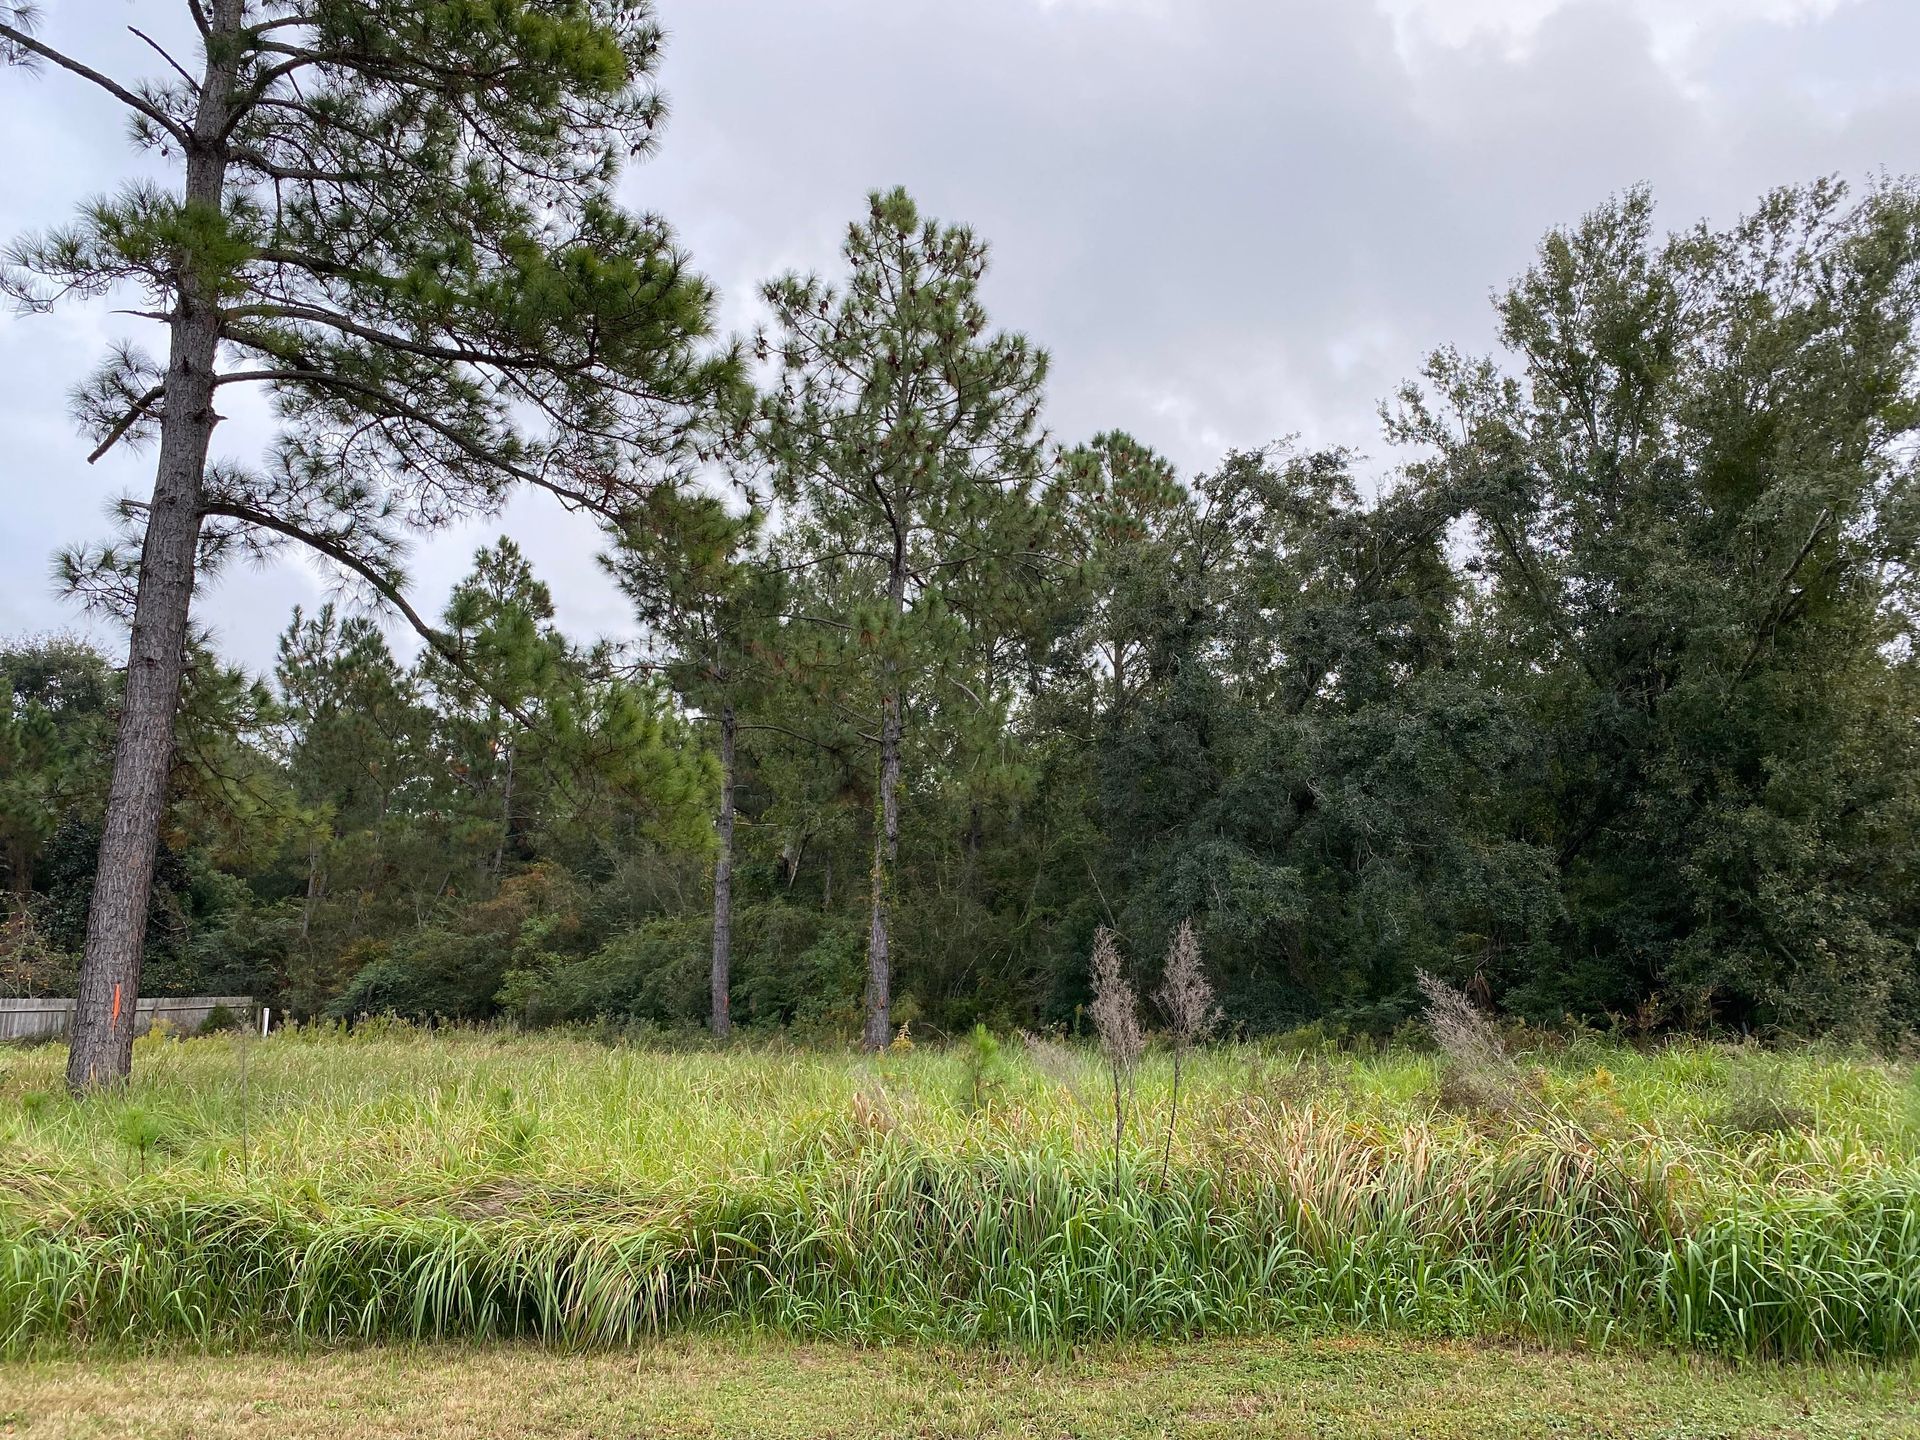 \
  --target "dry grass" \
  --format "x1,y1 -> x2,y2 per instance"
5,1335 -> 1920,1439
